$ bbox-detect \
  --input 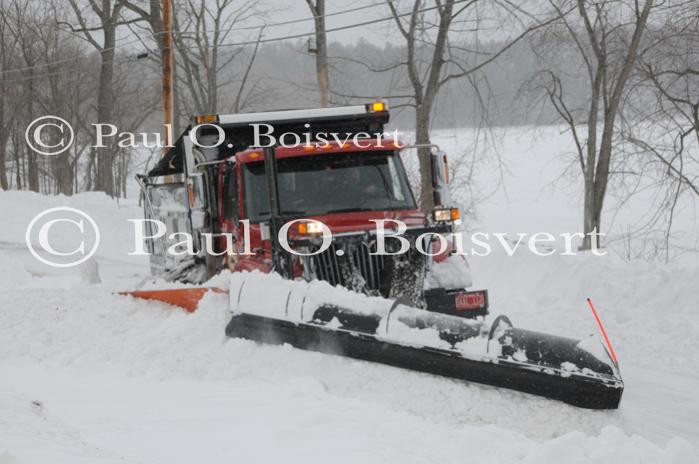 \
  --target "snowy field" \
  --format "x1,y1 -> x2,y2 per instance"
427,126 -> 699,263
1,127 -> 698,463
